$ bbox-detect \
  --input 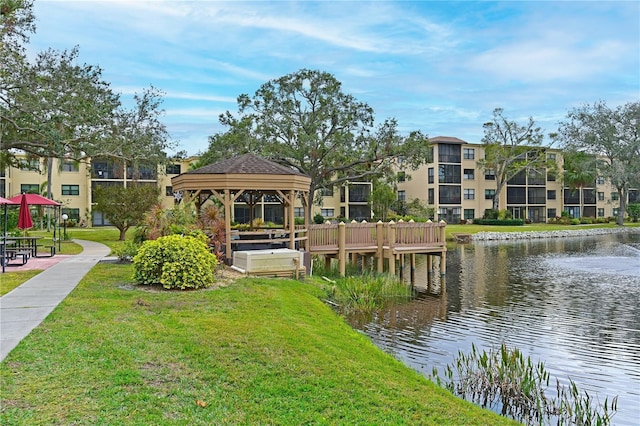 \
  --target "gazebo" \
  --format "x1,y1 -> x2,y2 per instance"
171,153 -> 311,264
